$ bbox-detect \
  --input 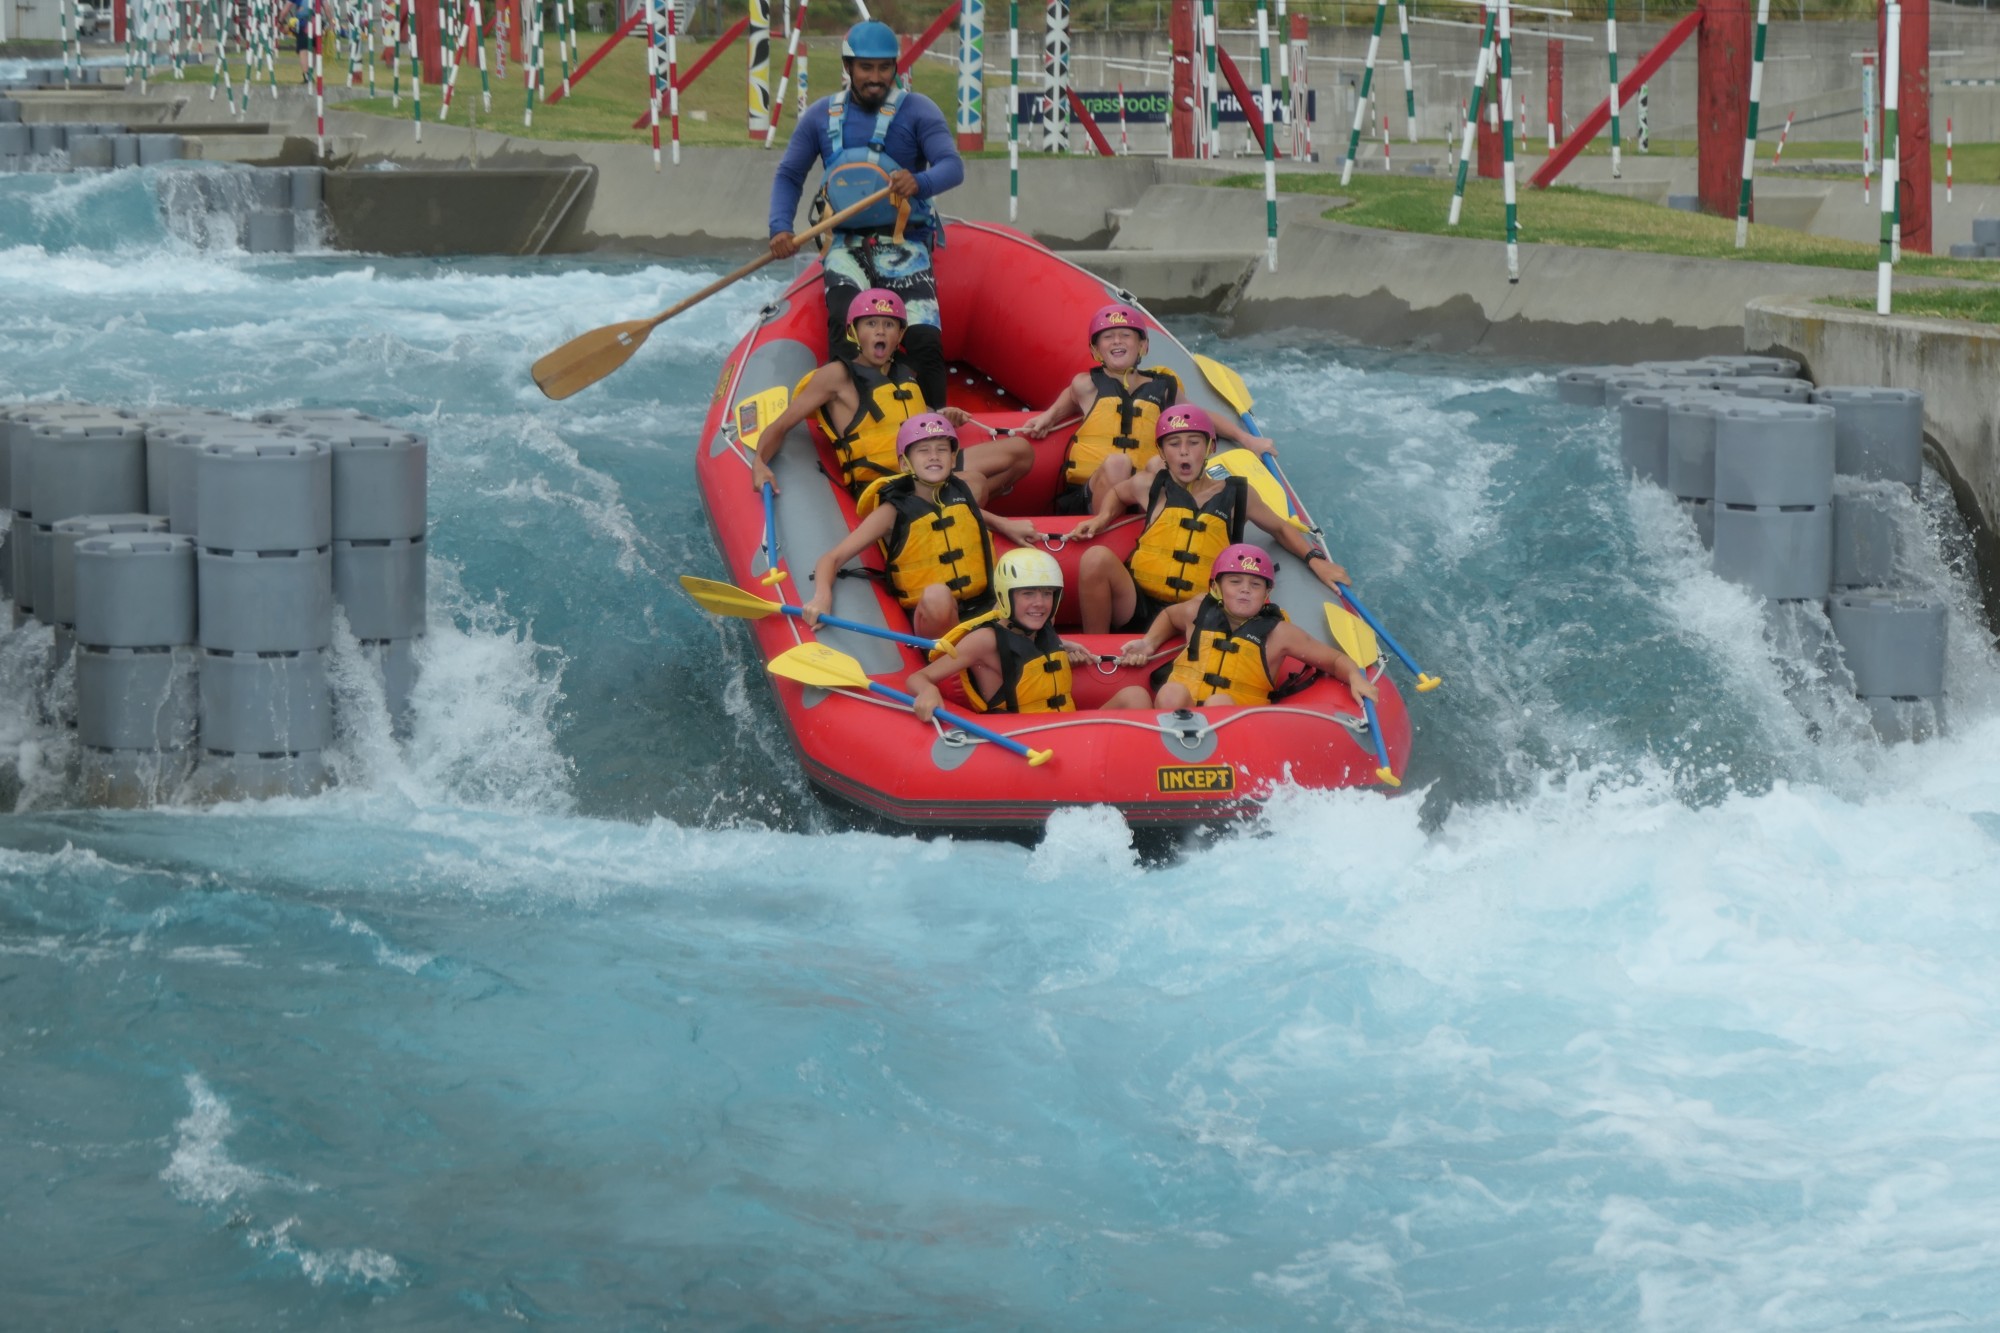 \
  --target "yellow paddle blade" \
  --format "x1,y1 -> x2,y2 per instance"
767,642 -> 873,691
1325,602 -> 1381,670
678,575 -> 781,621
532,319 -> 658,400
1206,447 -> 1308,531
1193,353 -> 1254,416
734,386 -> 790,450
